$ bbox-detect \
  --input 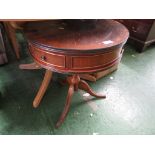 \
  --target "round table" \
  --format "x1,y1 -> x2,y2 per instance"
24,20 -> 129,128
